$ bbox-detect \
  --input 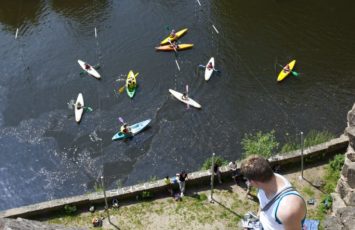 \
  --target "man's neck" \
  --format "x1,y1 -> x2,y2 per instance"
260,174 -> 286,199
